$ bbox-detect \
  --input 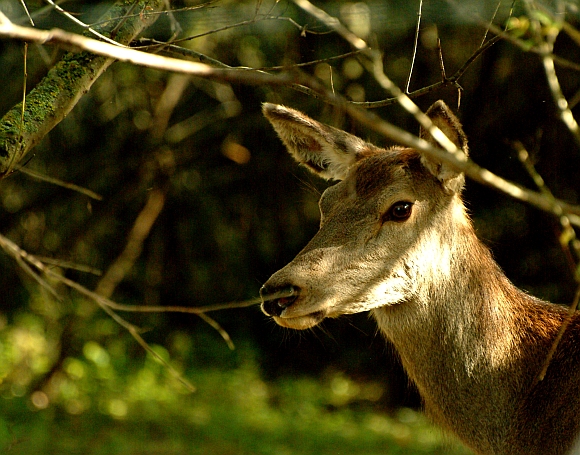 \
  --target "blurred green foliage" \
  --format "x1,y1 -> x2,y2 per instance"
0,304 -> 471,454
0,0 -> 578,453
